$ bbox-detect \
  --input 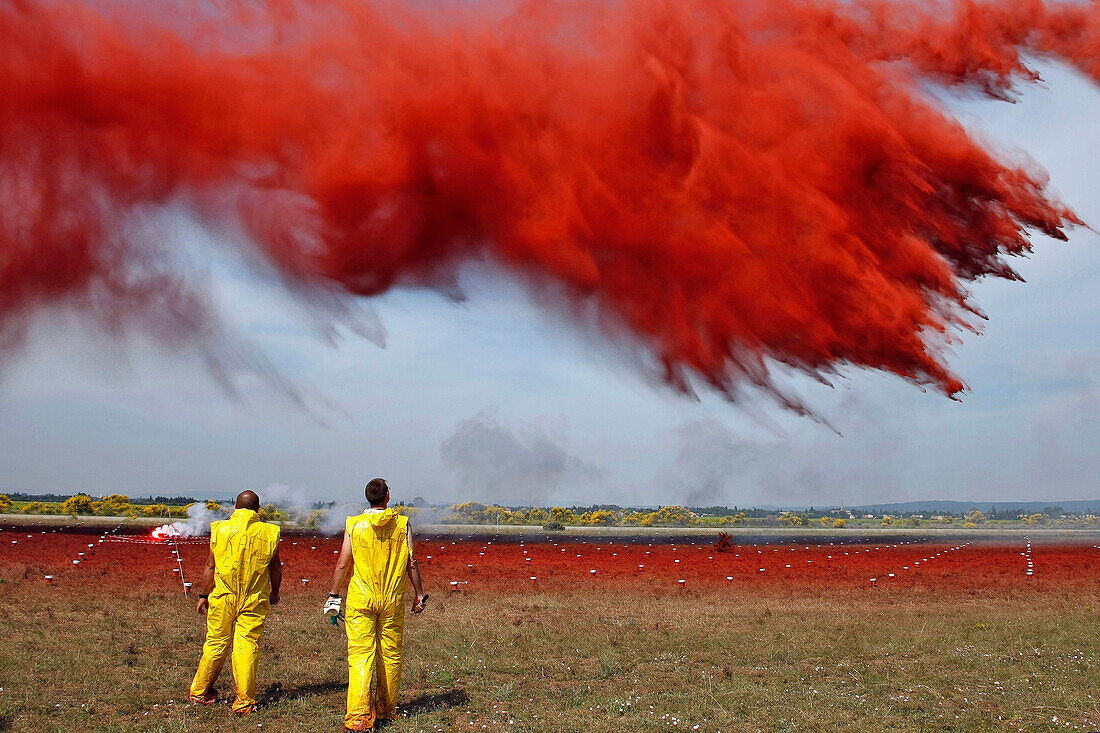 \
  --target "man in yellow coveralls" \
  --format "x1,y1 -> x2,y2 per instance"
327,478 -> 426,731
189,490 -> 282,714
